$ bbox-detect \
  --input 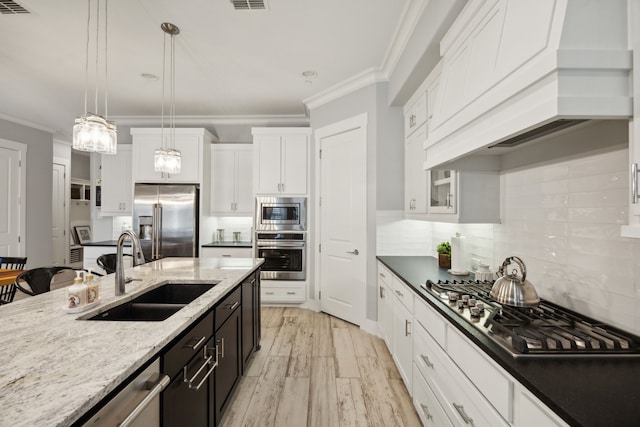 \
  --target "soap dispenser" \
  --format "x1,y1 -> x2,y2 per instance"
85,268 -> 99,304
67,271 -> 87,309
